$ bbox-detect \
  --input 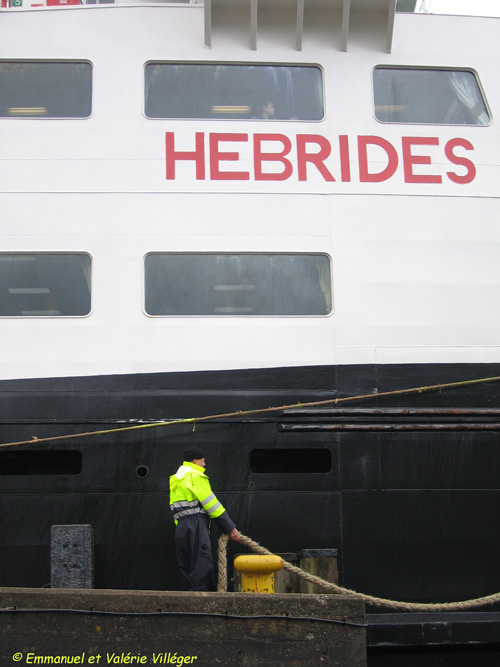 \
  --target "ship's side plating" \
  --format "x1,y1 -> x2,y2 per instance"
0,2 -> 500,662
